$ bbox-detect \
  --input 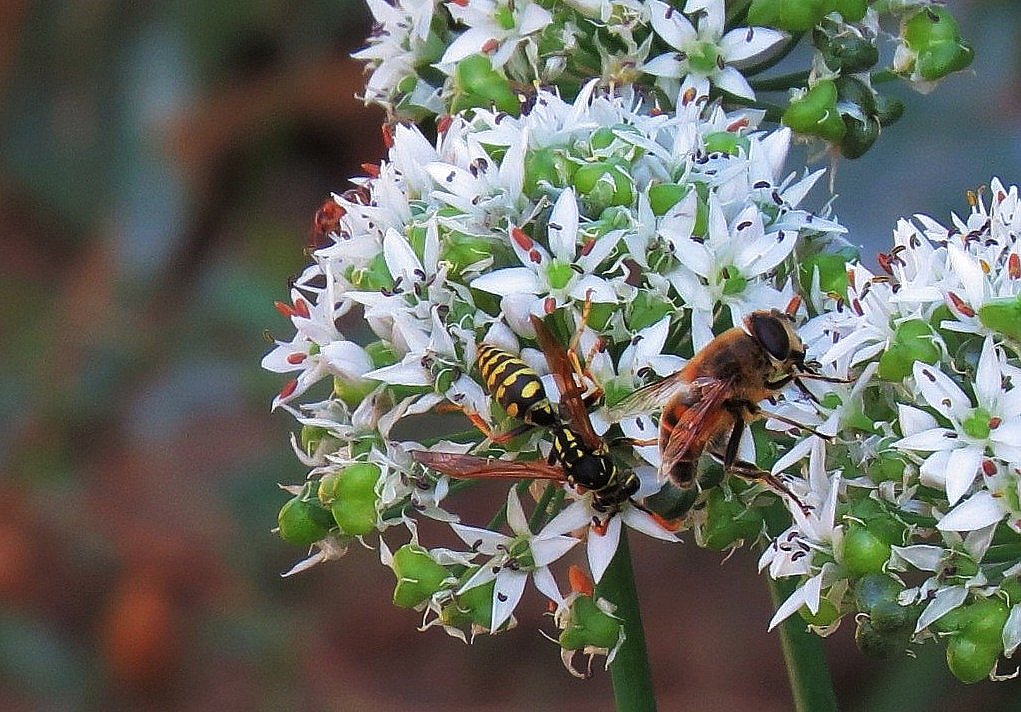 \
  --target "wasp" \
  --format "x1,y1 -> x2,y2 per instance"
414,315 -> 639,514
609,300 -> 847,513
